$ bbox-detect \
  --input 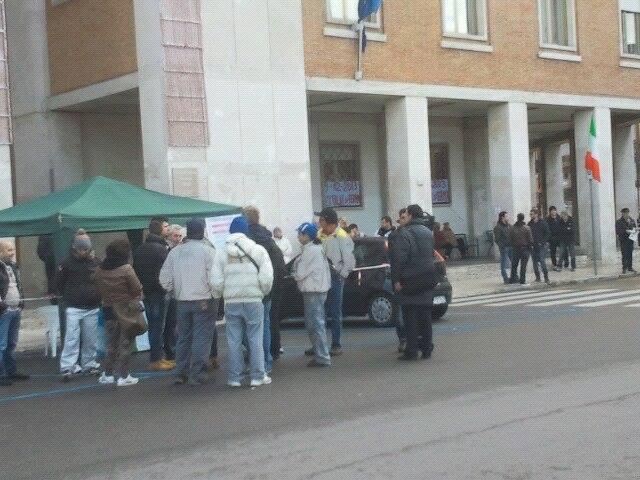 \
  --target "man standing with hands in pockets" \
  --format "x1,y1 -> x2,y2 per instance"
312,208 -> 355,357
